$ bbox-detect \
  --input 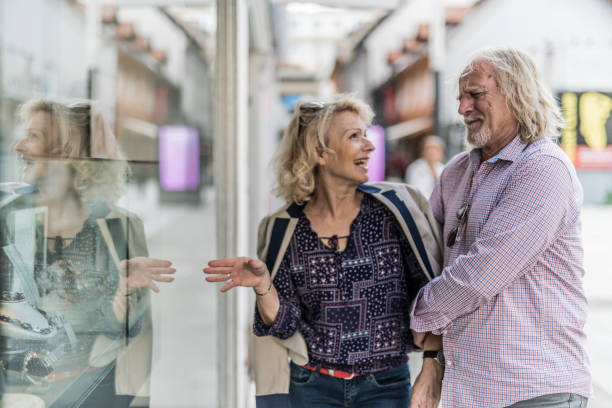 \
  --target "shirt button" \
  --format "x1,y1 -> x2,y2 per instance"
442,329 -> 448,335
446,360 -> 452,367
